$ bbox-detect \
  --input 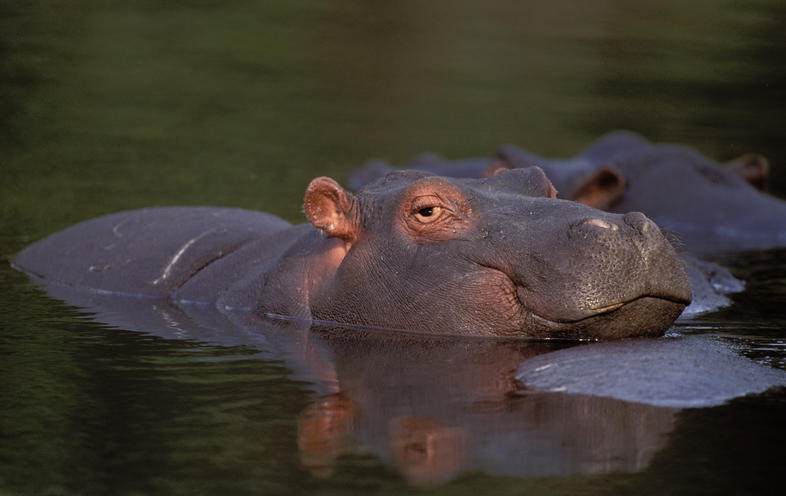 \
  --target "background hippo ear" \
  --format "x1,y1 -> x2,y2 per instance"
570,166 -> 627,210
304,177 -> 359,242
725,153 -> 770,192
